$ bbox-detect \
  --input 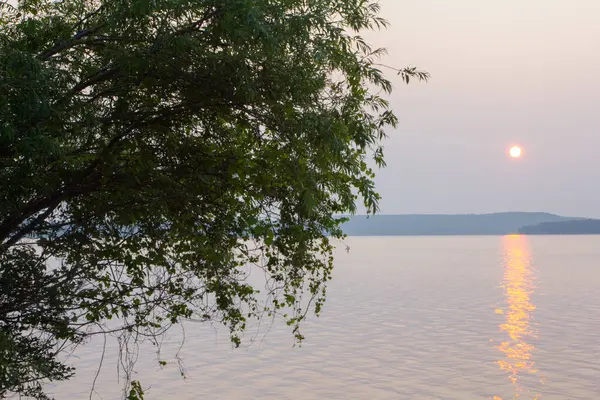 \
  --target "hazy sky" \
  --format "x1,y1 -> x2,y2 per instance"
8,0 -> 598,216
362,0 -> 600,217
